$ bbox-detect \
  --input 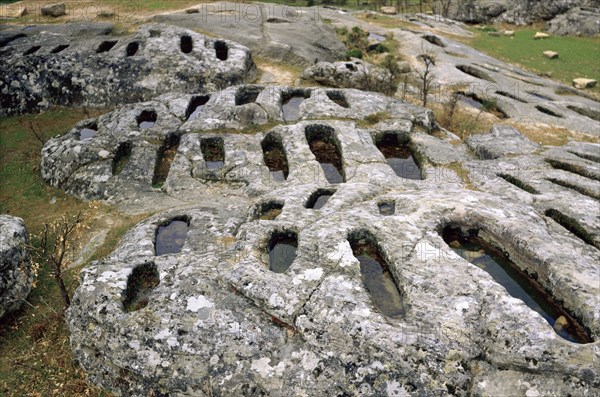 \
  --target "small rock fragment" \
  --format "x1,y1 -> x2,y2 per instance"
543,51 -> 558,59
573,78 -> 597,89
41,3 -> 66,17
